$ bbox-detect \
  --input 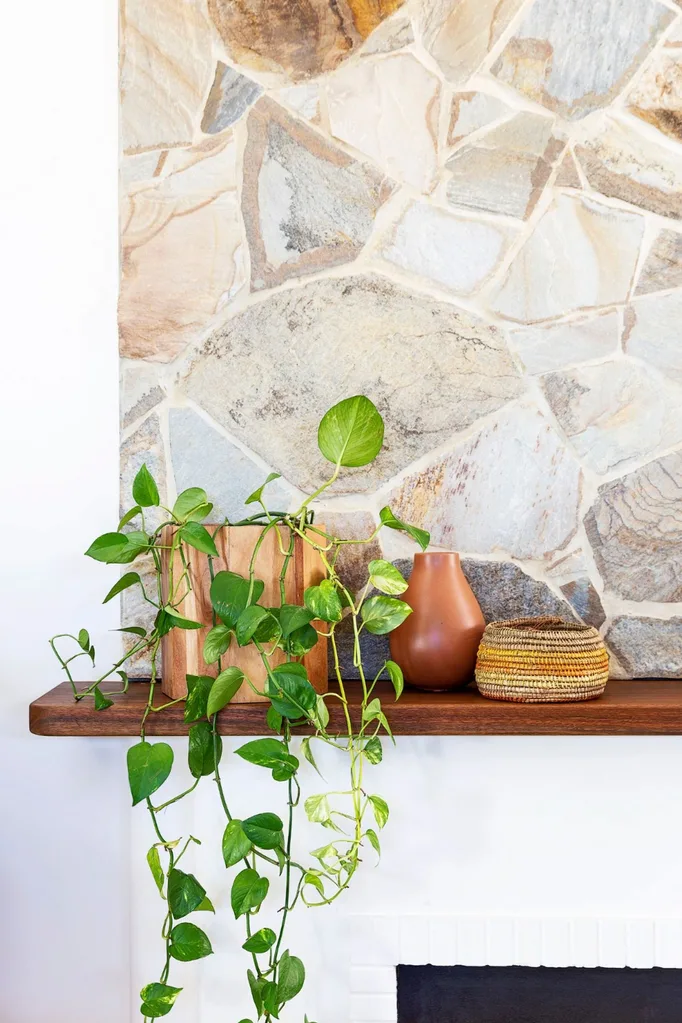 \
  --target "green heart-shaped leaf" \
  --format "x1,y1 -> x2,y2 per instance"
231,868 -> 269,918
318,395 -> 384,467
169,922 -> 213,962
127,741 -> 173,806
132,463 -> 160,507
242,812 -> 284,849
368,559 -> 408,596
361,596 -> 412,635
207,667 -> 244,717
